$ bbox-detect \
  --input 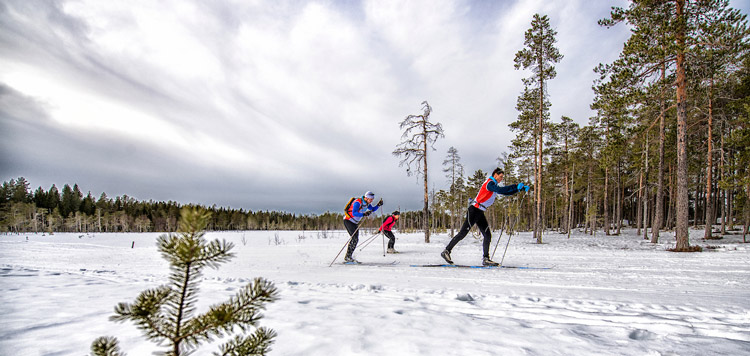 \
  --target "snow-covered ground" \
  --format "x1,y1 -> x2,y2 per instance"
1,227 -> 749,355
